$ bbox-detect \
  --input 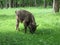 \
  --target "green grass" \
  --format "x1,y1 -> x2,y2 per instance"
0,7 -> 60,45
